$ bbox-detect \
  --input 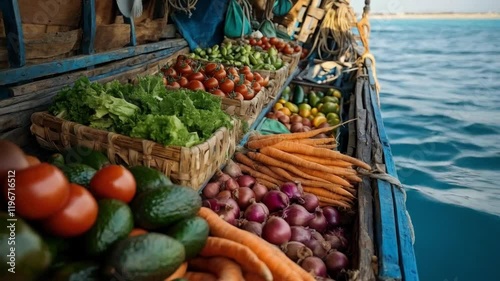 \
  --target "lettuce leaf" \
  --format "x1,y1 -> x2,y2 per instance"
130,115 -> 200,147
